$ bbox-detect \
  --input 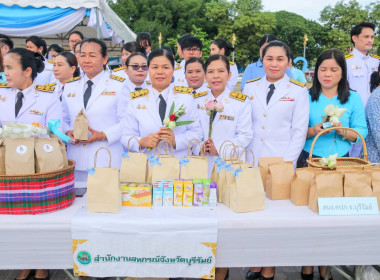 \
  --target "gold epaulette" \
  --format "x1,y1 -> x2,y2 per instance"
66,76 -> 81,83
130,88 -> 149,100
35,85 -> 55,93
345,53 -> 354,59
112,66 -> 126,72
0,83 -> 10,88
46,82 -> 57,87
110,75 -> 126,82
193,90 -> 208,98
289,78 -> 306,87
245,77 -> 262,84
229,91 -> 247,102
369,53 -> 380,60
174,86 -> 193,95
47,59 -> 54,64
174,65 -> 182,71
229,61 -> 235,66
